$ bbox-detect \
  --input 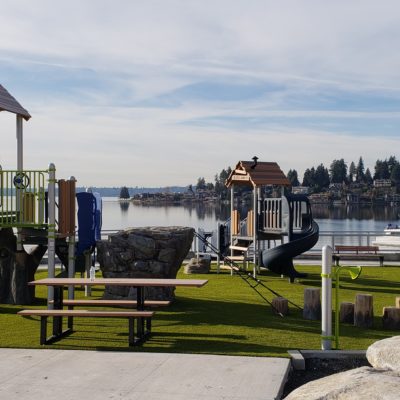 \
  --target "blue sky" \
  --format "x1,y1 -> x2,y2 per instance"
0,0 -> 399,186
